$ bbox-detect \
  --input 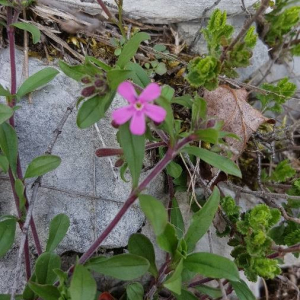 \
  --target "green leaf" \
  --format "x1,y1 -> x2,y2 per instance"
170,197 -> 185,239
184,252 -> 240,281
35,252 -> 61,284
128,233 -> 158,277
85,56 -> 111,72
175,289 -> 197,300
116,32 -> 150,68
0,104 -> 13,125
58,61 -> 87,81
46,214 -> 70,252
28,283 -> 60,300
157,223 -> 178,255
171,95 -> 193,108
230,280 -> 256,300
195,285 -> 222,298
23,273 -> 37,300
69,264 -> 96,300
15,179 -> 26,210
17,67 -> 59,98
0,0 -> 14,7
125,62 -> 151,87
166,161 -> 182,179
0,84 -> 11,97
155,62 -> 167,75
156,87 -> 175,142
185,187 -> 220,253
119,122 -> 145,188
182,146 -> 241,177
107,69 -> 133,89
139,194 -> 168,236
126,283 -> 144,300
86,254 -> 150,280
163,259 -> 183,295
0,155 -> 9,173
12,22 -> 41,44
77,90 -> 115,129
0,122 -> 18,176
194,128 -> 219,144
270,159 -> 296,182
0,216 -> 17,258
24,155 -> 61,179
192,96 -> 207,128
